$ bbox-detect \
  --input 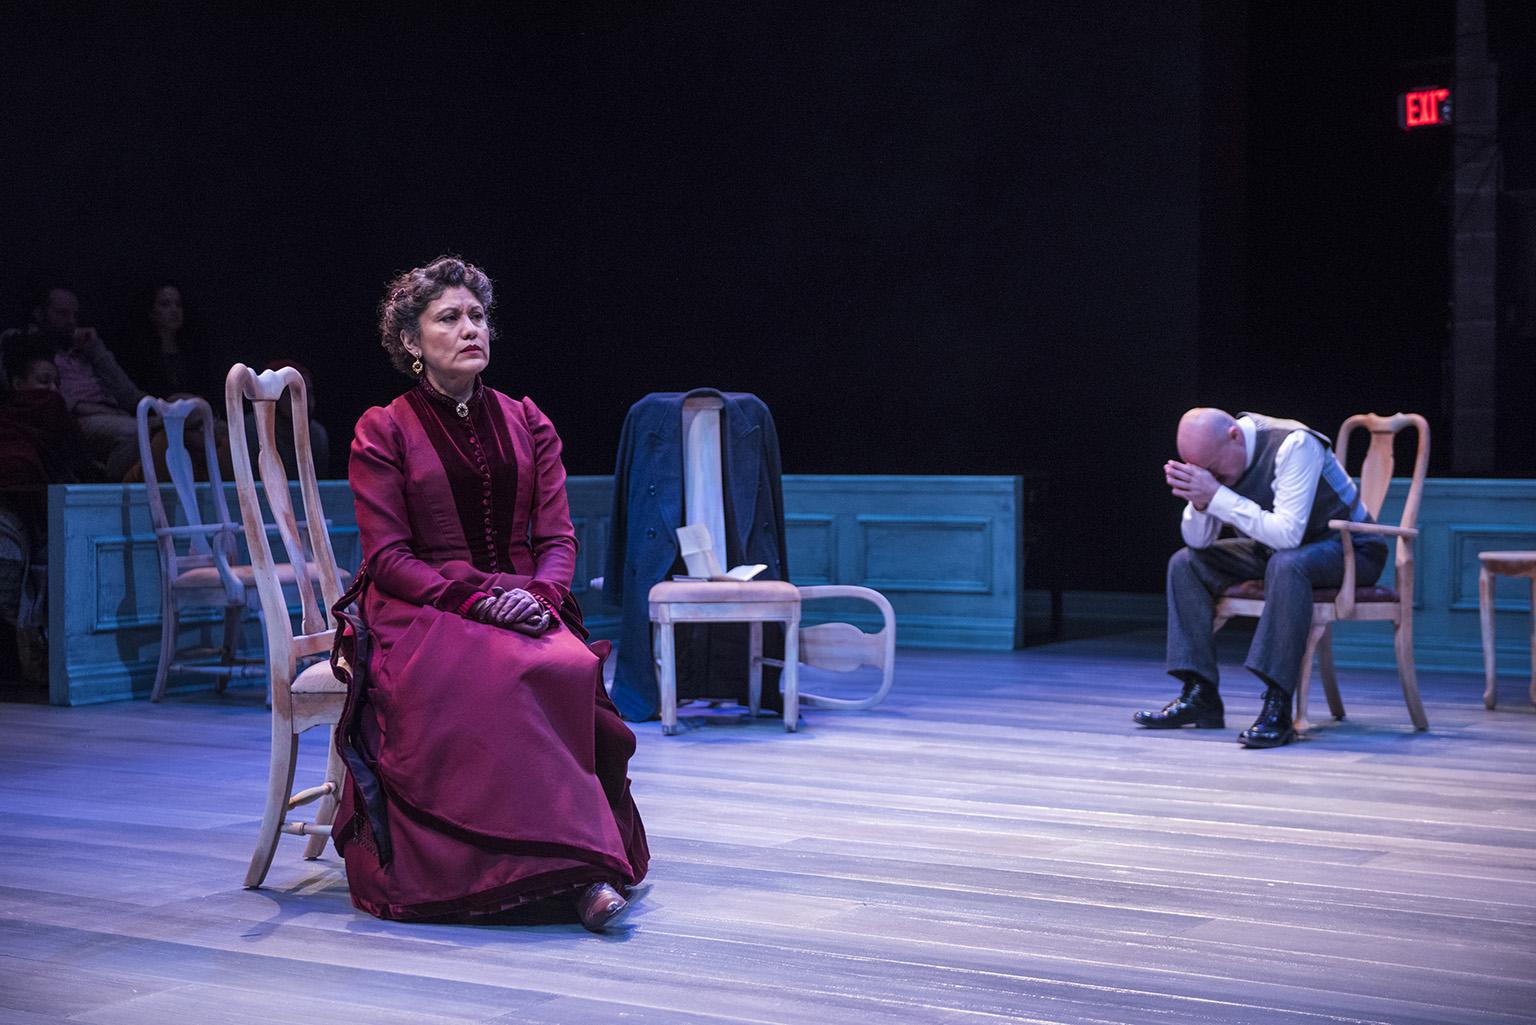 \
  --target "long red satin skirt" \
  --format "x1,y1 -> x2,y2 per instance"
334,601 -> 649,922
